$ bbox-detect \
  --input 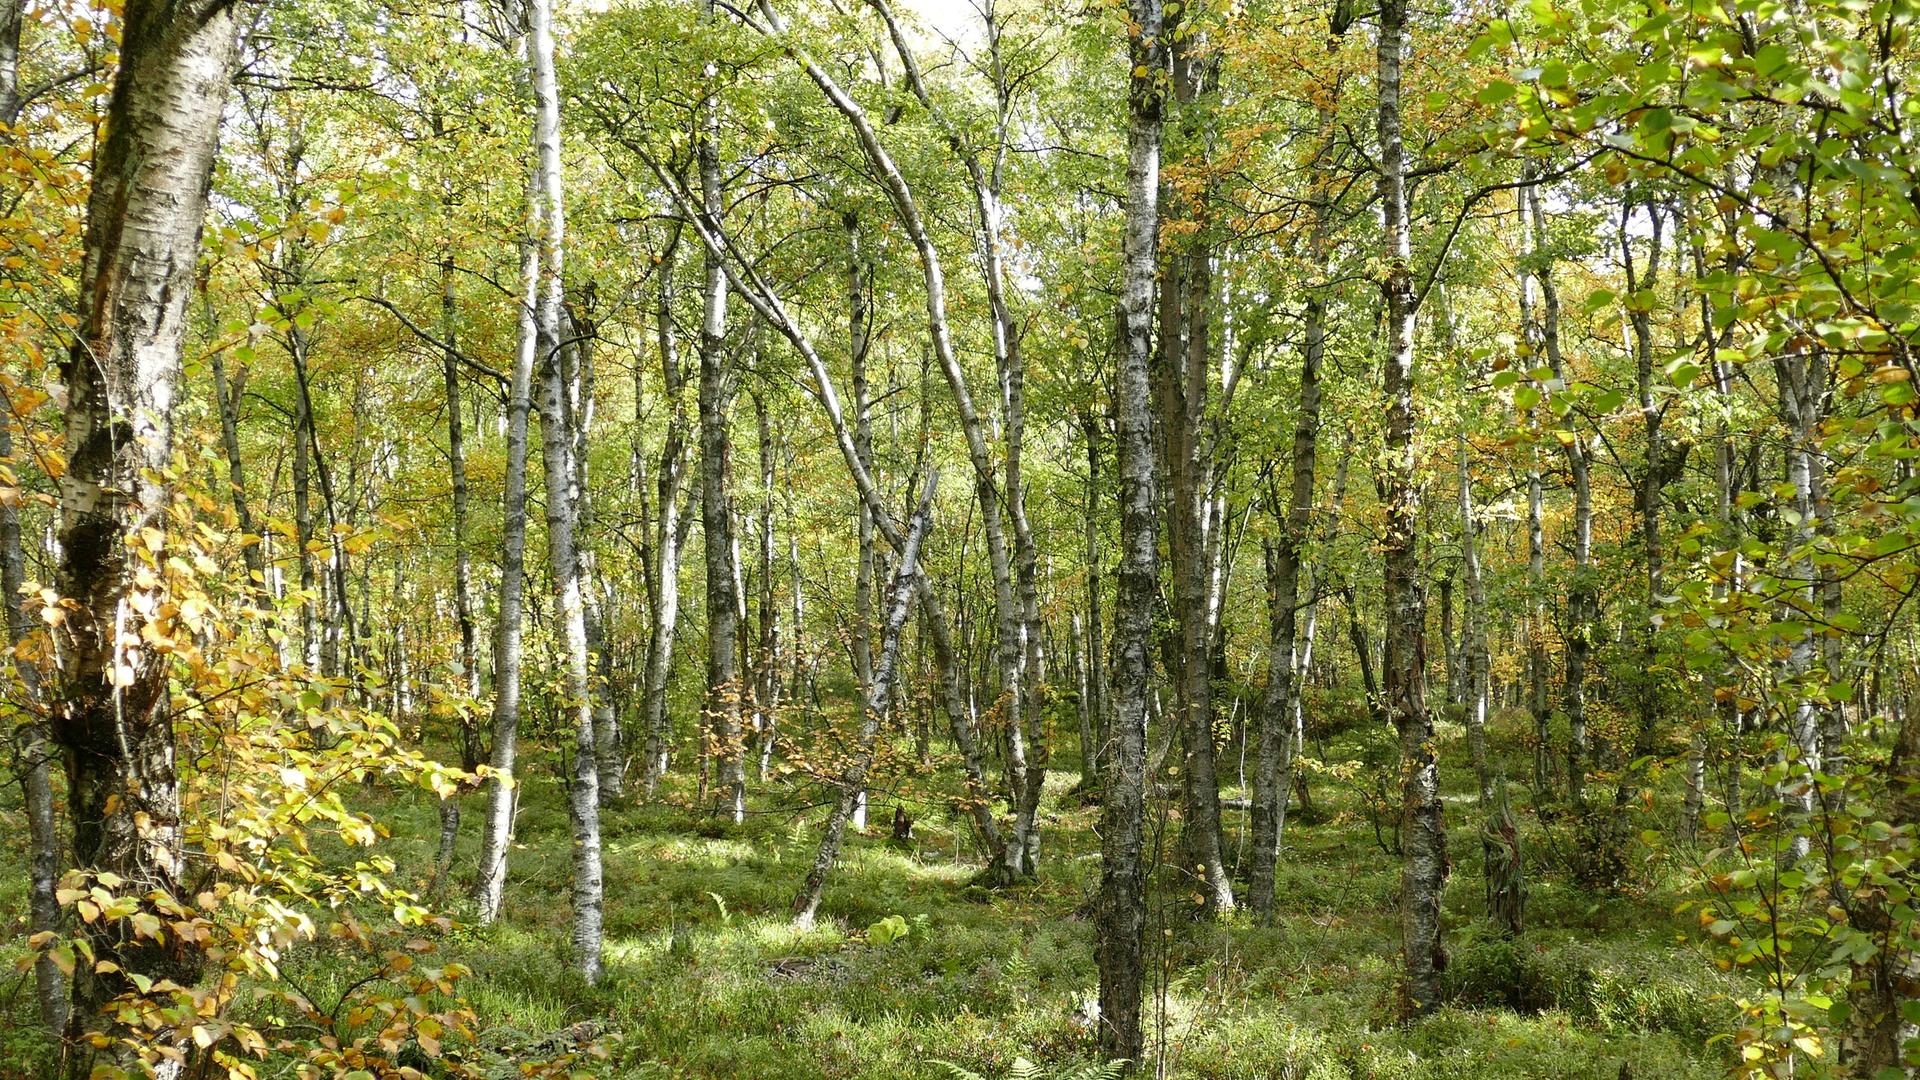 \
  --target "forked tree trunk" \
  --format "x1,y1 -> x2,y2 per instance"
759,0 -> 1034,880
631,132 -> 1009,865
50,0 -> 242,1062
